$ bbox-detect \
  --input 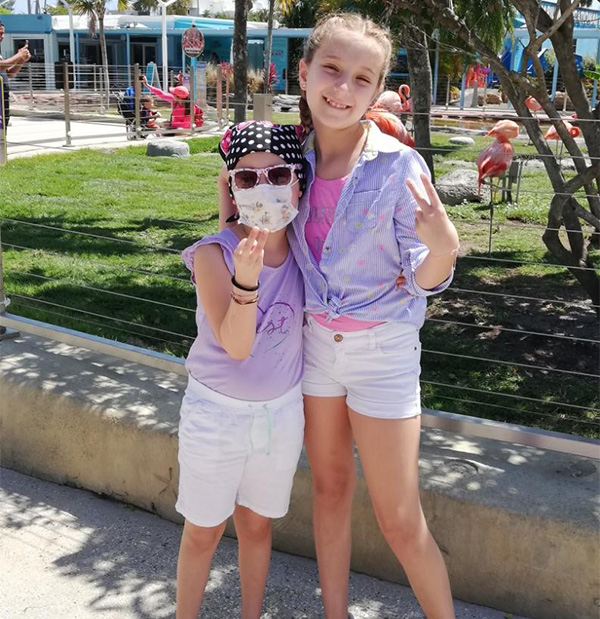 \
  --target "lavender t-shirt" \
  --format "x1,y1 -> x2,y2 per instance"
182,228 -> 304,401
